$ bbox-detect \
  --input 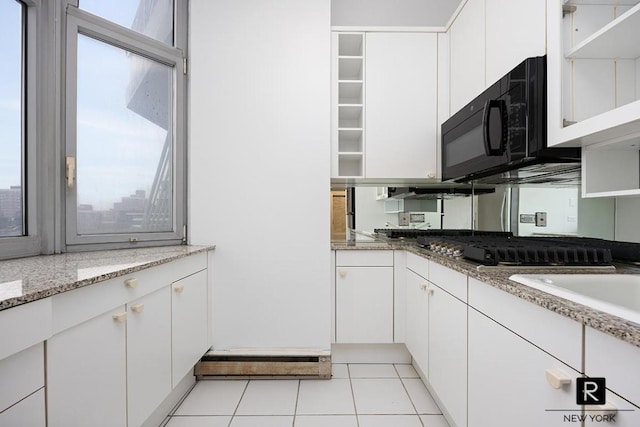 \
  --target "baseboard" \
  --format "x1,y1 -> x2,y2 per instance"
145,371 -> 196,427
331,343 -> 411,364
195,349 -> 331,378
